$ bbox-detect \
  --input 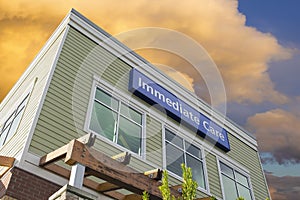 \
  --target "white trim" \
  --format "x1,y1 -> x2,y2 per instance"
0,80 -> 35,125
201,145 -> 210,194
18,25 -> 70,167
141,112 -> 147,160
20,153 -> 110,199
84,77 -> 147,159
257,151 -> 272,200
69,163 -> 85,189
217,156 -> 250,175
217,157 -> 255,200
162,127 -> 210,194
0,80 -> 36,151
